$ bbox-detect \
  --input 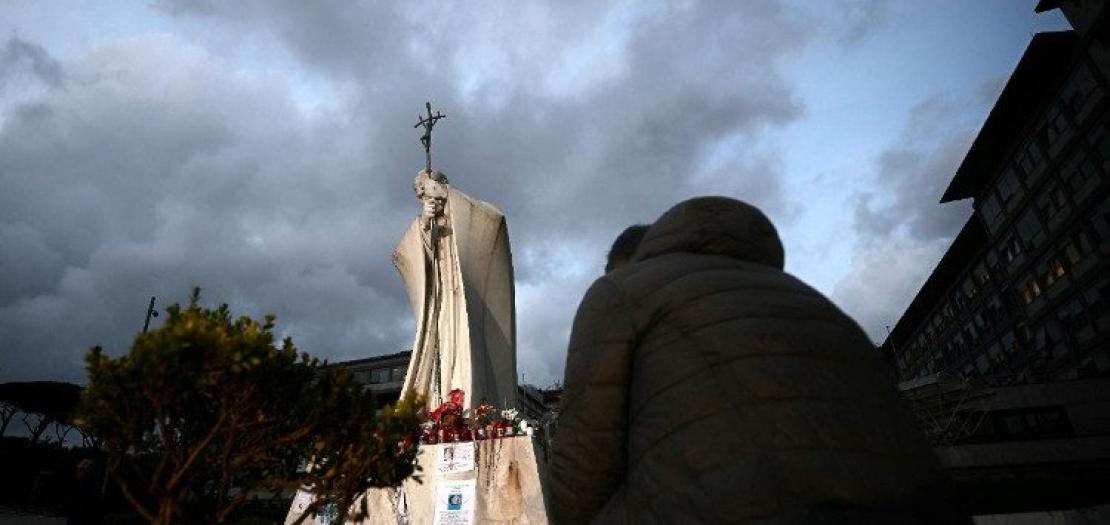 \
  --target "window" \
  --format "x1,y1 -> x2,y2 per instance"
986,296 -> 1006,325
1057,298 -> 1094,344
1018,143 -> 1043,176
1023,325 -> 1049,352
1077,229 -> 1095,253
955,288 -> 970,311
992,407 -> 1074,441
962,277 -> 977,300
1043,104 -> 1070,146
1093,196 -> 1110,241
1067,155 -> 1099,196
391,366 -> 406,382
1016,209 -> 1044,249
1001,235 -> 1023,265
1083,278 -> 1110,326
370,367 -> 392,383
1065,240 -> 1081,264
1019,273 -> 1042,305
973,310 -> 988,331
997,169 -> 1022,204
1043,257 -> 1066,288
1090,122 -> 1110,162
987,343 -> 1003,365
1061,229 -> 1098,278
1064,65 -> 1097,117
965,324 -> 979,346
1036,182 -> 1069,224
986,249 -> 1001,274
975,354 -> 990,374
980,194 -> 1004,232
1001,331 -> 1019,354
972,260 -> 990,286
